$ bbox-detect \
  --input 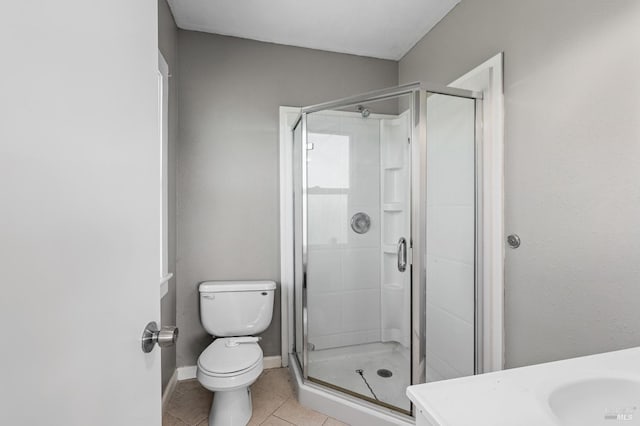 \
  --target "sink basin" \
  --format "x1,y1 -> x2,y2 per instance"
548,377 -> 640,425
